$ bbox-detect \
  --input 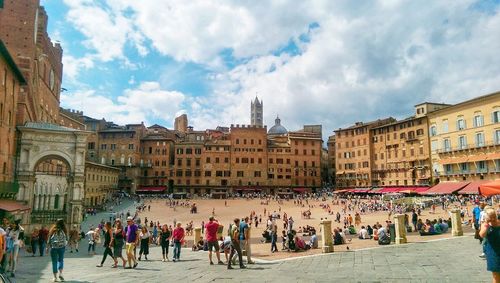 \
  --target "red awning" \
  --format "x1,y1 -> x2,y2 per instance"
293,188 -> 309,193
378,187 -> 398,193
0,200 -> 31,212
136,187 -> 166,192
349,188 -> 372,193
423,182 -> 469,195
479,181 -> 500,196
458,181 -> 489,195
